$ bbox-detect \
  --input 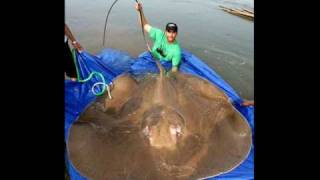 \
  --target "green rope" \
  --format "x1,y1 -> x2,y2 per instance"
71,49 -> 106,96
